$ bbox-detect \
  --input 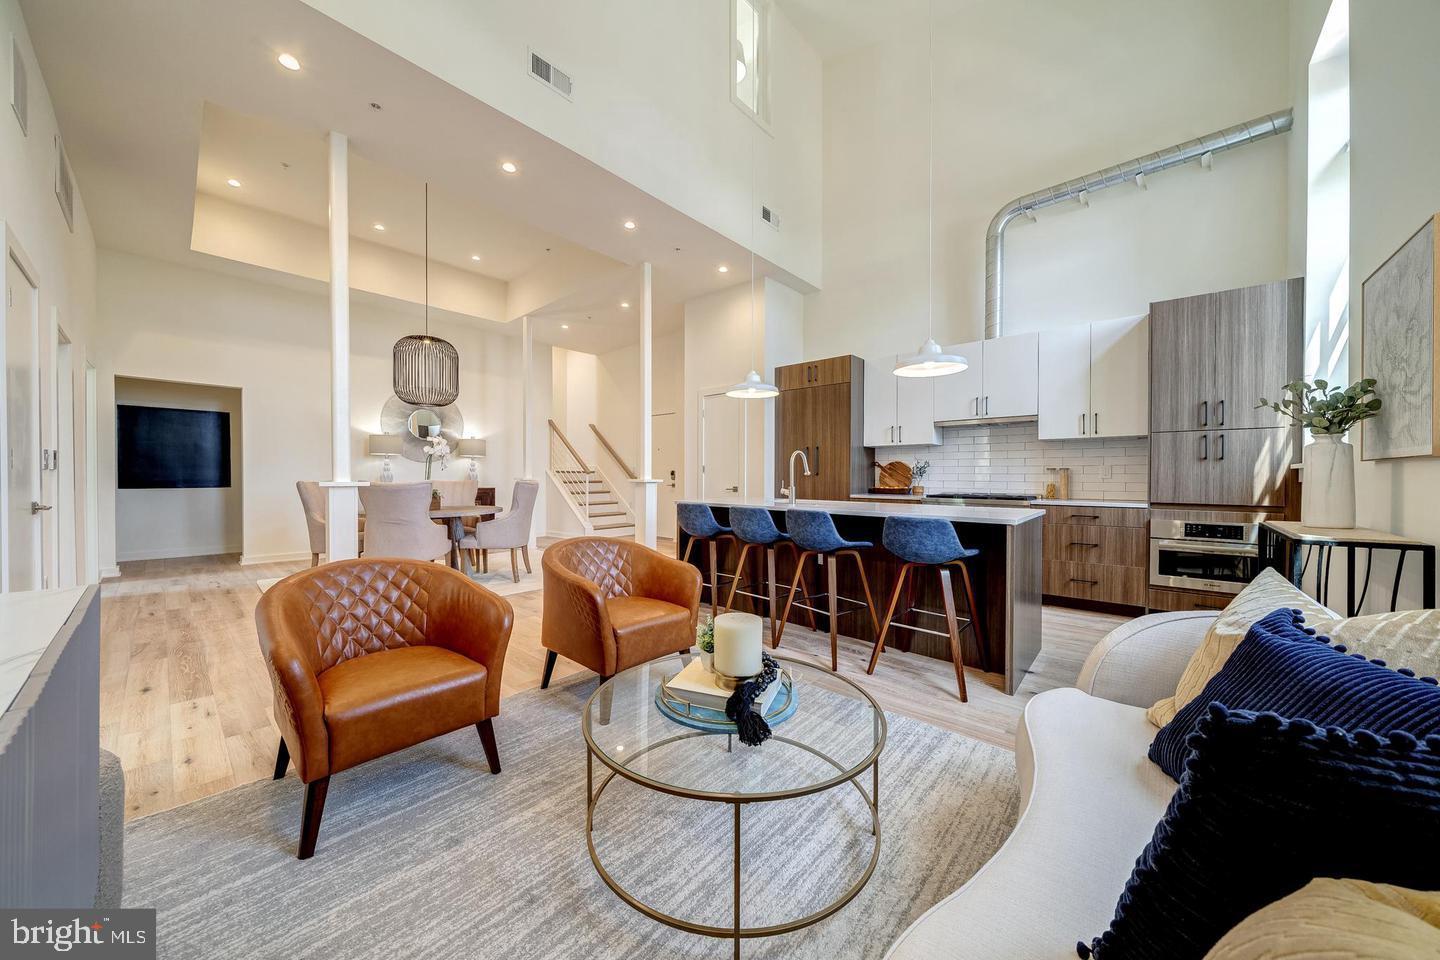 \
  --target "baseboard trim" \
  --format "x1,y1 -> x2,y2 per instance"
100,566 -> 122,580
115,544 -> 241,563
239,551 -> 312,566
